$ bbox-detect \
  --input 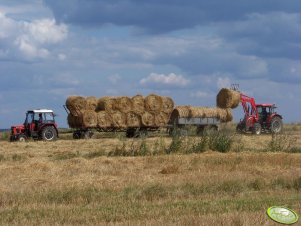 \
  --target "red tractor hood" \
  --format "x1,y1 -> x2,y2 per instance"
11,124 -> 25,129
